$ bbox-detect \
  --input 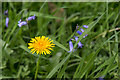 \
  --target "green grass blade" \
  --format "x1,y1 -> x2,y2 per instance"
77,31 -> 120,78
46,52 -> 72,78
53,40 -> 69,52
